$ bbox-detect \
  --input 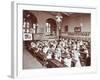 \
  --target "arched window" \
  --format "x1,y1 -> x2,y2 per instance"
46,23 -> 51,33
23,10 -> 37,33
46,18 -> 57,35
